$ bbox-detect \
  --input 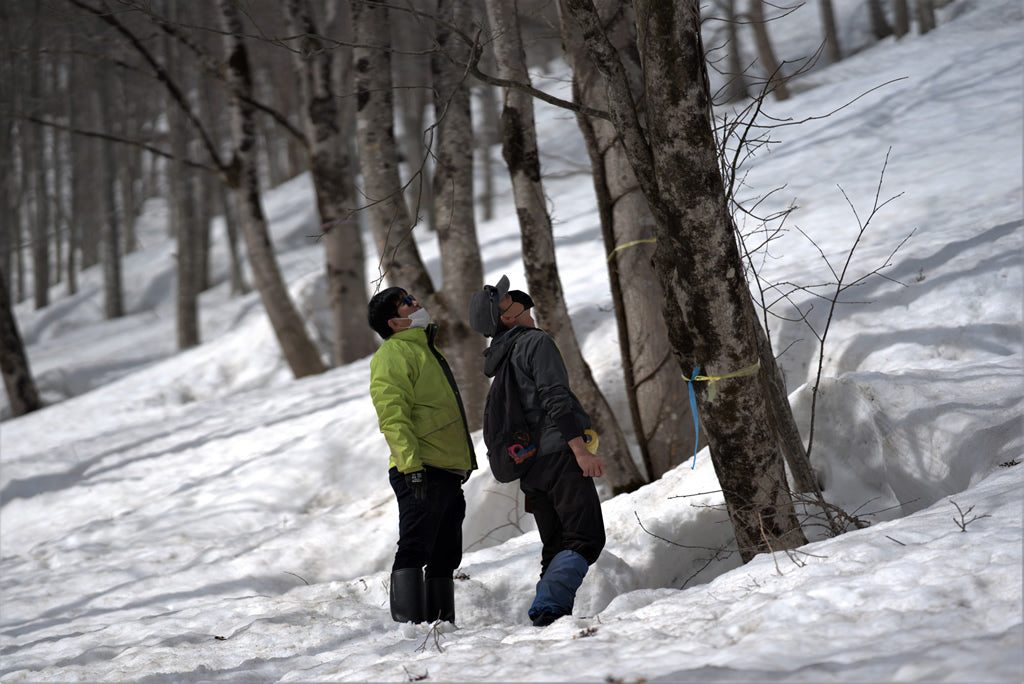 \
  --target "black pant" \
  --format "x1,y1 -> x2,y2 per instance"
519,449 -> 605,576
389,466 -> 466,578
